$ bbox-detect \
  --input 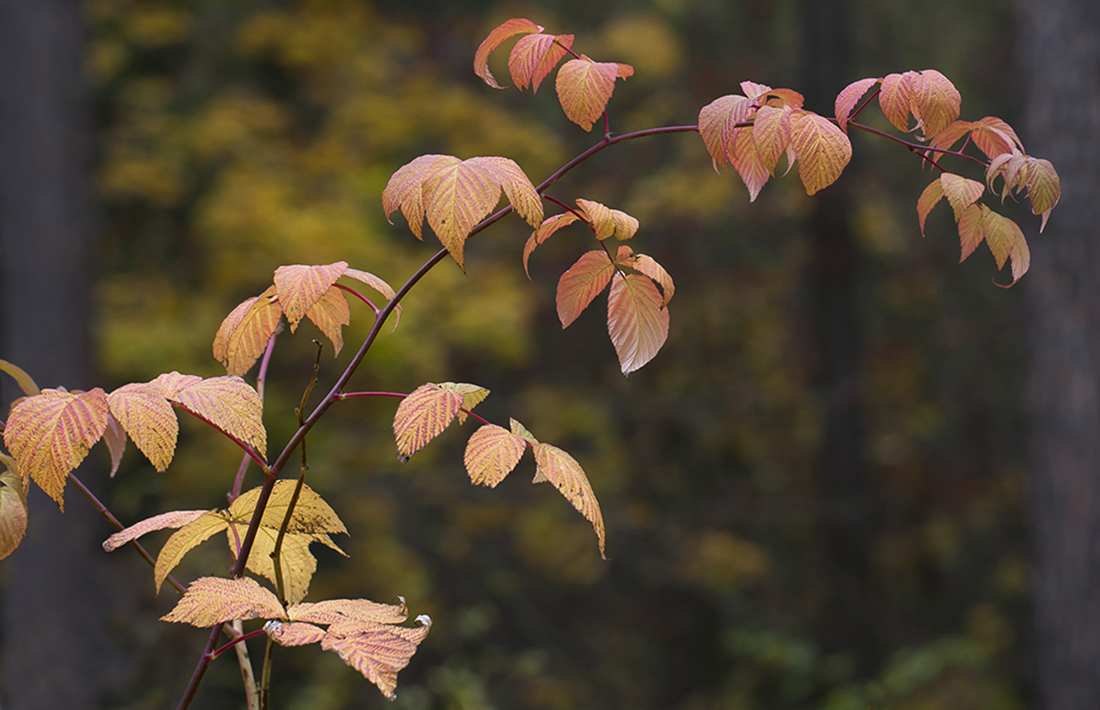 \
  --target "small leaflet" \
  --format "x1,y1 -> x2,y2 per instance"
392,383 -> 465,461
555,56 -> 634,132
